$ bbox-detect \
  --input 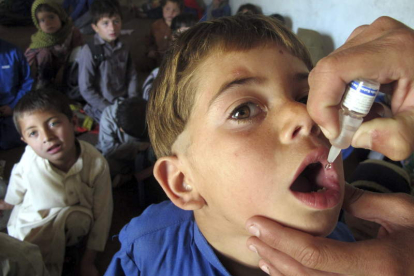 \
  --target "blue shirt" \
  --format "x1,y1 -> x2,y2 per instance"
105,201 -> 355,276
0,39 -> 33,108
